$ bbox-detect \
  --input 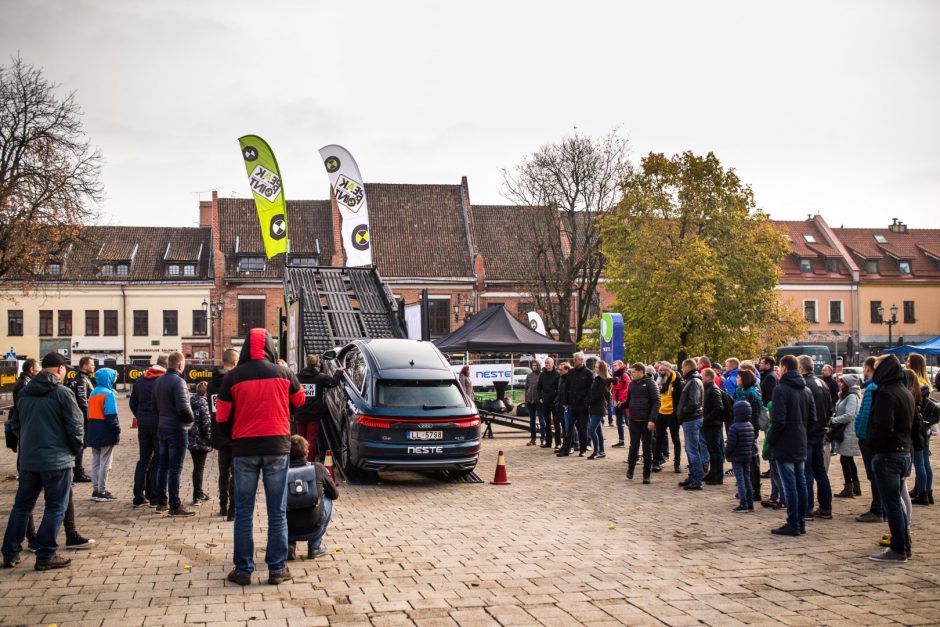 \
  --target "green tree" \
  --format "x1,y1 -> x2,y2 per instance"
601,151 -> 805,362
